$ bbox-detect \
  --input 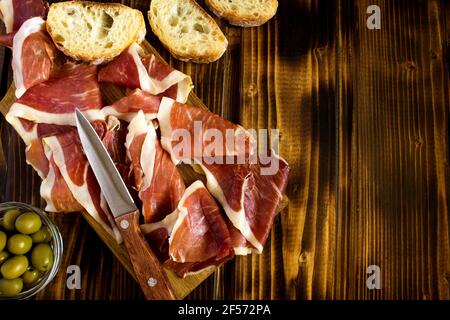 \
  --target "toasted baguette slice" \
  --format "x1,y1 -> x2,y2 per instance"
205,0 -> 278,27
149,0 -> 228,63
46,1 -> 146,64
